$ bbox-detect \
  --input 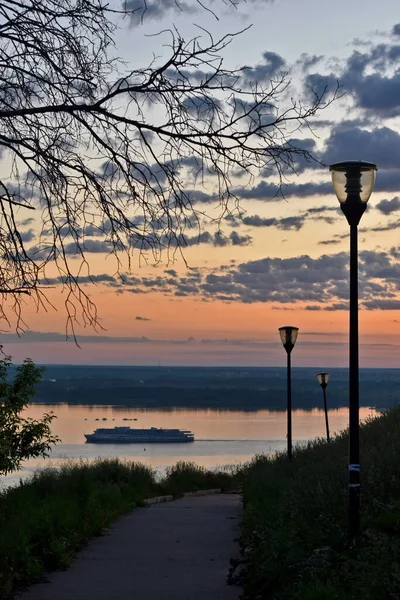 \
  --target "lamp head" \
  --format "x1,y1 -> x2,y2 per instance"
317,372 -> 330,389
329,161 -> 377,225
279,326 -> 299,354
